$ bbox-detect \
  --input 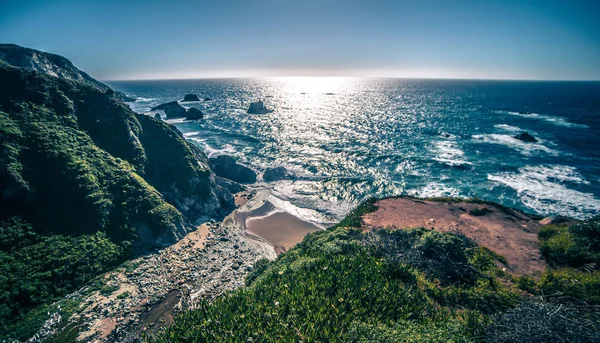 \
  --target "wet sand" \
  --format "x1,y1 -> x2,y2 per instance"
362,198 -> 548,278
240,200 -> 322,255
